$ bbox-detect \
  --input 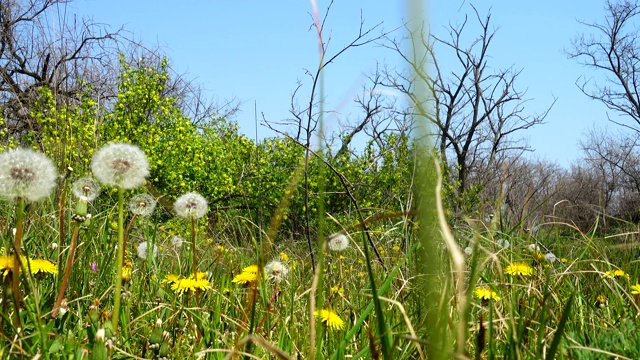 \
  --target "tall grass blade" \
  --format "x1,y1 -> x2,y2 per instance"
547,292 -> 575,360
